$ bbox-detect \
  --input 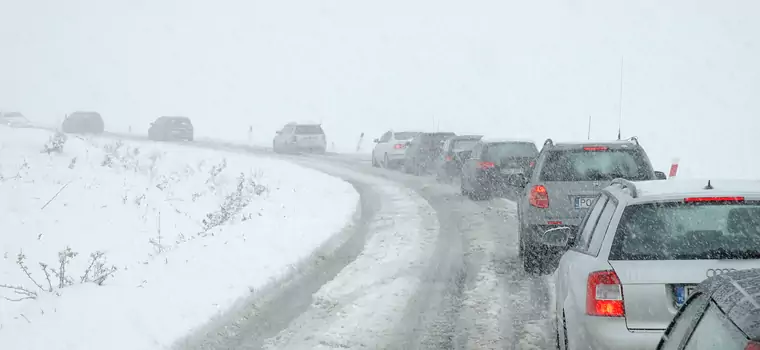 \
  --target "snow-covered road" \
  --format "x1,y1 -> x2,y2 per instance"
195,143 -> 559,350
